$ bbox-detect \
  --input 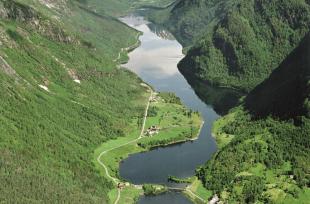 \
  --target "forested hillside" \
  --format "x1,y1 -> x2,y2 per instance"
0,0 -> 153,203
197,33 -> 310,203
245,33 -> 310,119
150,0 -> 310,91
